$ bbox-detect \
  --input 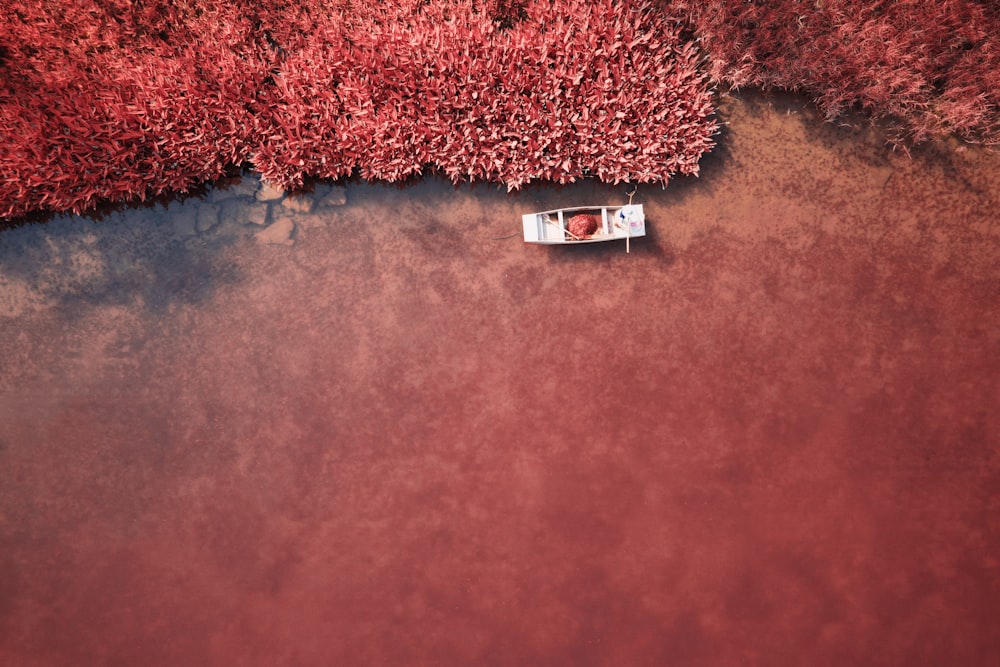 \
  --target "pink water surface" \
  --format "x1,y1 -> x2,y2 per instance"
1,93 -> 998,665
